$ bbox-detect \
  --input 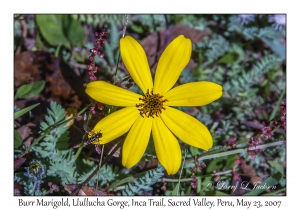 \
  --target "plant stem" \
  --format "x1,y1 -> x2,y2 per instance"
113,14 -> 130,84
17,103 -> 94,158
197,141 -> 285,162
70,139 -> 121,196
161,170 -> 232,183
269,87 -> 286,121
96,145 -> 105,191
177,149 -> 187,195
